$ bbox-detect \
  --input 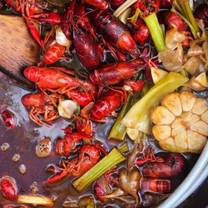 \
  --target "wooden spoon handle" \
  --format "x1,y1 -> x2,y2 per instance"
0,15 -> 39,89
